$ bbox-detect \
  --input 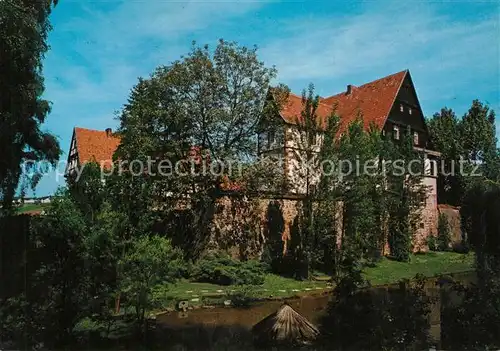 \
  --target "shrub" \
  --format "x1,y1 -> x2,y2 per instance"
192,253 -> 266,286
427,234 -> 437,251
437,213 -> 451,251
